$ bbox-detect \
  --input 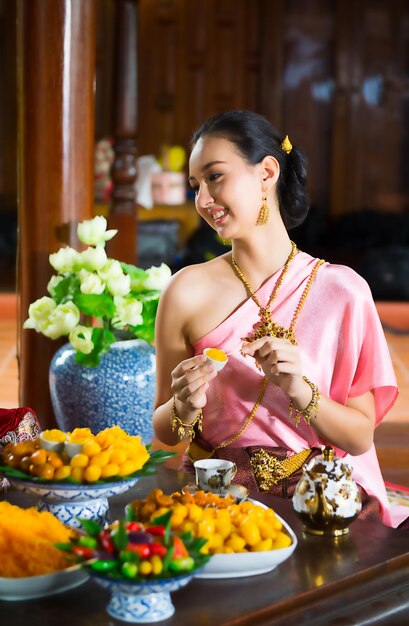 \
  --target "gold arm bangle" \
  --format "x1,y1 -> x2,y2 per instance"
170,396 -> 203,442
288,376 -> 320,427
